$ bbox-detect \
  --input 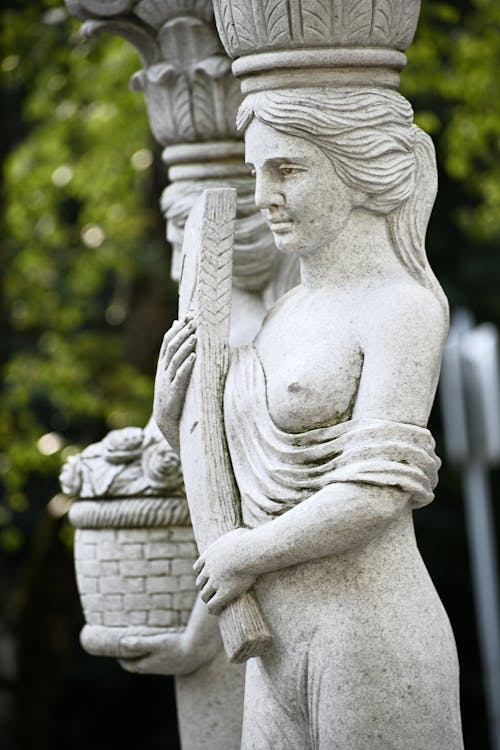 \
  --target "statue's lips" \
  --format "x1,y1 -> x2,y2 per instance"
267,217 -> 294,233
